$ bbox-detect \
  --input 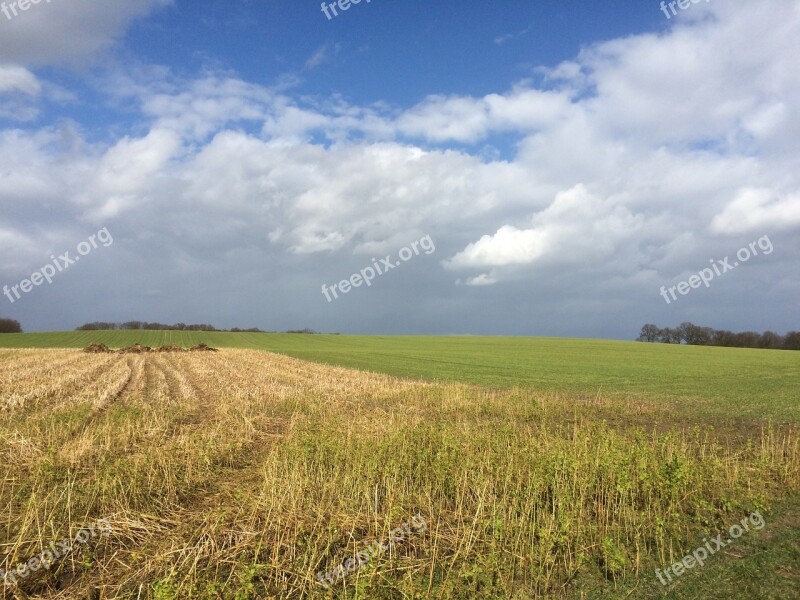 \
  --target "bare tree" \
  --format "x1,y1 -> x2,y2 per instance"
678,322 -> 711,345
734,331 -> 760,348
657,327 -> 681,344
759,331 -> 783,349
0,318 -> 22,333
784,332 -> 800,351
637,324 -> 660,342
